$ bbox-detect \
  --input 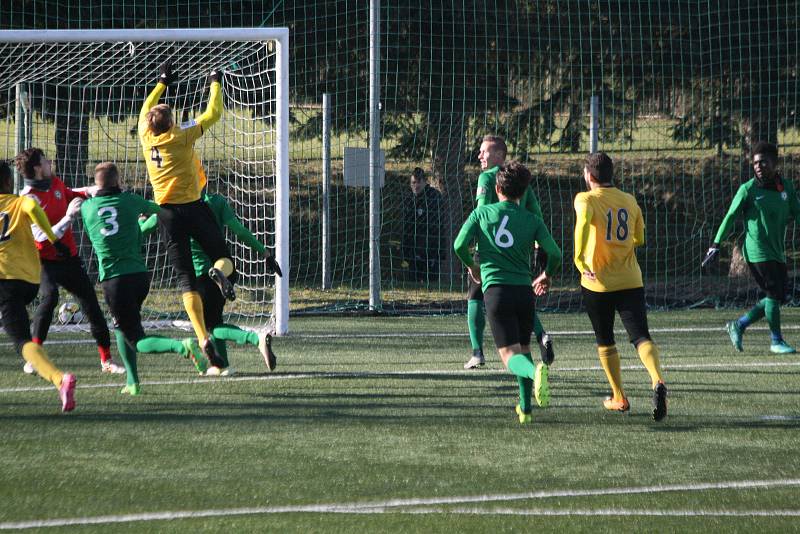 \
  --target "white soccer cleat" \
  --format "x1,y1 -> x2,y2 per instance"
101,361 -> 126,375
463,355 -> 485,369
205,366 -> 223,377
220,367 -> 235,377
23,361 -> 36,375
